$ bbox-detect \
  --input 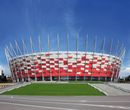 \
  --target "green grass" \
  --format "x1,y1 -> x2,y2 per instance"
2,83 -> 105,96
69,81 -> 103,84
